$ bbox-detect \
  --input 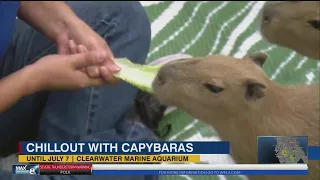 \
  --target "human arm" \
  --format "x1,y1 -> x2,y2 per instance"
17,1 -> 119,81
0,51 -> 106,113
0,65 -> 40,113
17,1 -> 77,43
